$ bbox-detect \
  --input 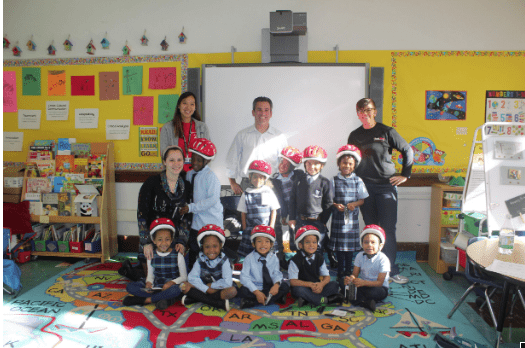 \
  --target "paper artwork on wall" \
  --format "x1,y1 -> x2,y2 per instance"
99,72 -> 119,100
133,96 -> 154,125
425,91 -> 466,120
22,67 -> 41,96
122,66 -> 142,95
48,70 -> 66,96
71,76 -> 95,96
158,94 -> 179,124
3,71 -> 18,112
148,67 -> 176,89
400,137 -> 446,166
